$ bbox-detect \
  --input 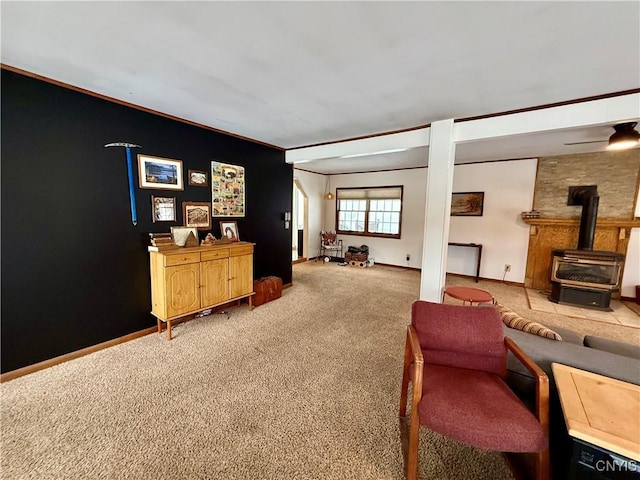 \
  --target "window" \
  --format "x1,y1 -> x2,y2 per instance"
336,186 -> 403,238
